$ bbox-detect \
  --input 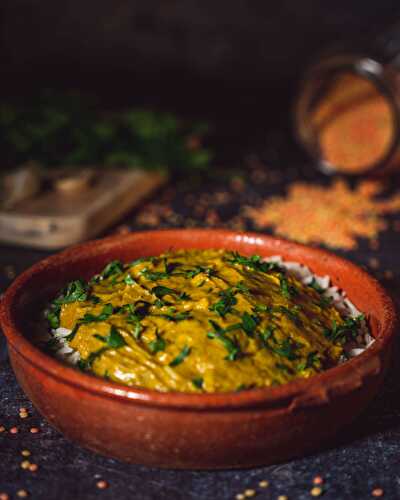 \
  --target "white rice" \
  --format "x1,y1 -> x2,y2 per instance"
49,256 -> 374,367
